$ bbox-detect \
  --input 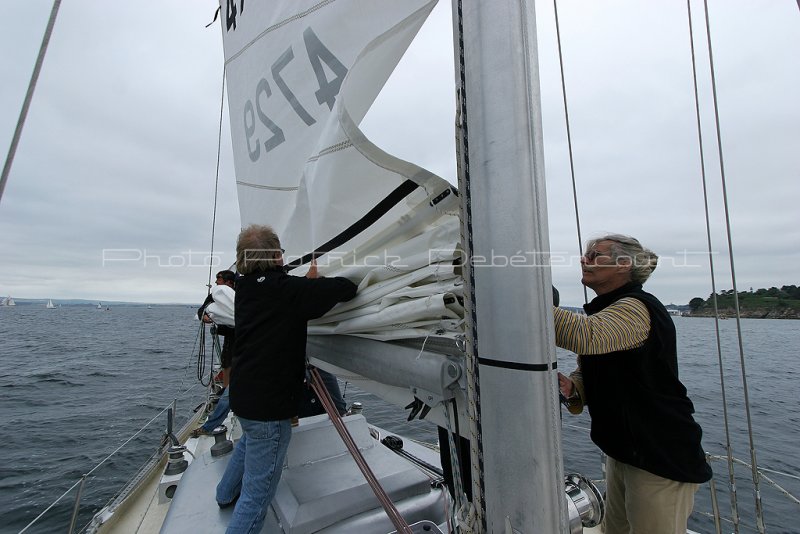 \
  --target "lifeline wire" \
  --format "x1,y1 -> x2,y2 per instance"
19,400 -> 177,534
